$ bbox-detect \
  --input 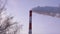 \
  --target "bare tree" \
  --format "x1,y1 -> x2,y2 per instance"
0,0 -> 21,34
